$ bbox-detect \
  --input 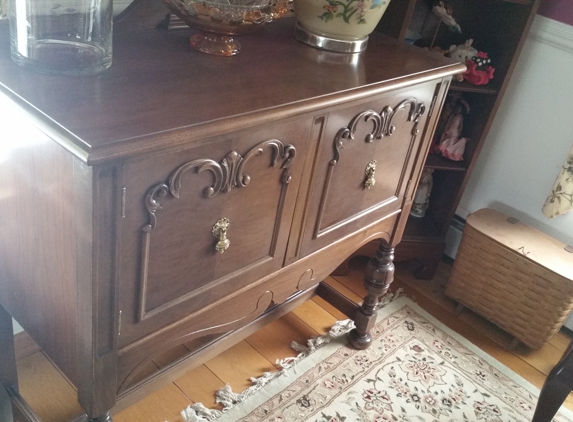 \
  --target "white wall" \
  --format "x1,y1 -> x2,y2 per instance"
13,319 -> 23,334
458,15 -> 573,247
